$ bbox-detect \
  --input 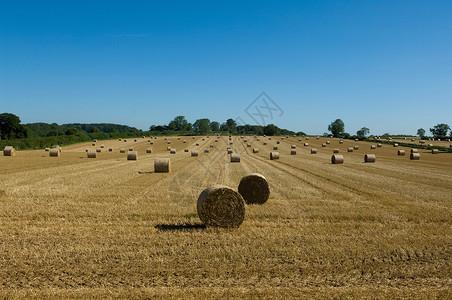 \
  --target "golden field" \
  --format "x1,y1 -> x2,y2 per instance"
0,136 -> 451,299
